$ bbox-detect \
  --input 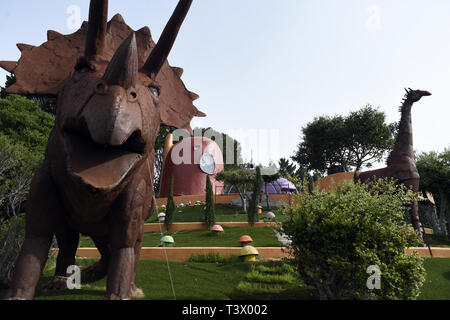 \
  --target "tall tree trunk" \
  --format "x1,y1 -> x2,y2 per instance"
237,187 -> 247,212
425,203 -> 442,236
265,183 -> 270,210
